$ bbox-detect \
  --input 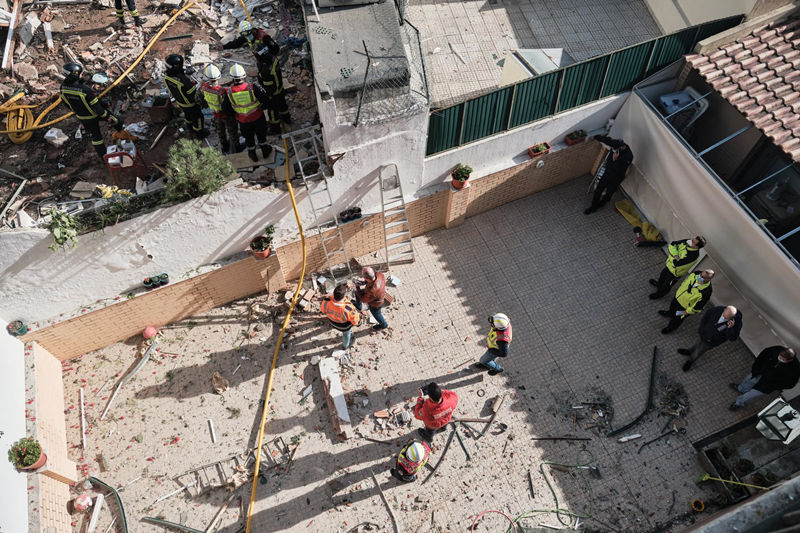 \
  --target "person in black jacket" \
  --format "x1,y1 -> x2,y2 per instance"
730,346 -> 799,410
679,305 -> 742,371
164,54 -> 209,139
584,135 -> 633,214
